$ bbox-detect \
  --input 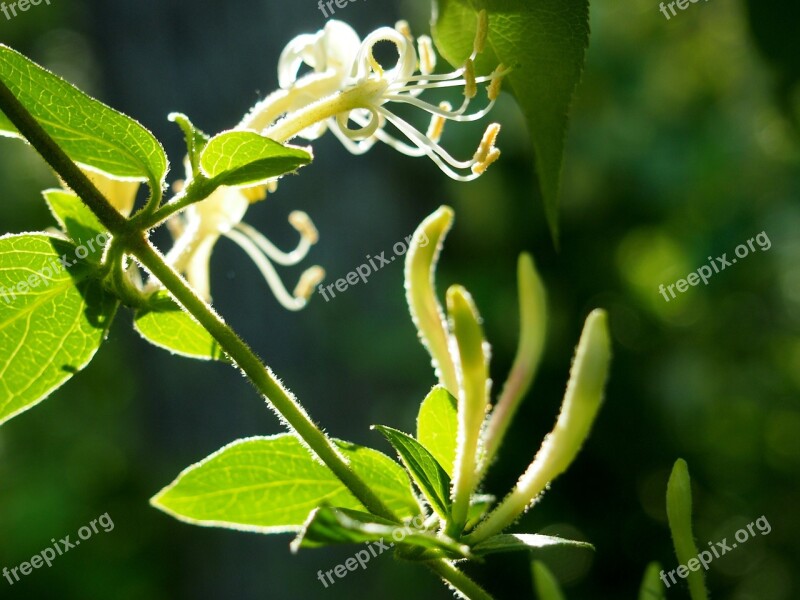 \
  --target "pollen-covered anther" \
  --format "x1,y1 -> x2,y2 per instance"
473,123 -> 501,164
418,35 -> 436,76
241,184 -> 268,203
488,64 -> 506,101
289,210 -> 319,245
474,10 -> 489,55
294,265 -> 326,301
395,20 -> 413,41
471,147 -> 501,176
464,59 -> 477,99
426,102 -> 451,144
